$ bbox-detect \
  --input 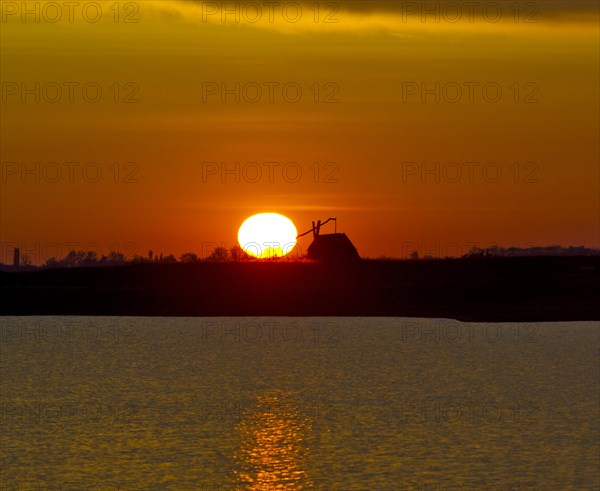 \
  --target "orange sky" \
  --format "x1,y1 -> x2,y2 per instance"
1,1 -> 599,262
